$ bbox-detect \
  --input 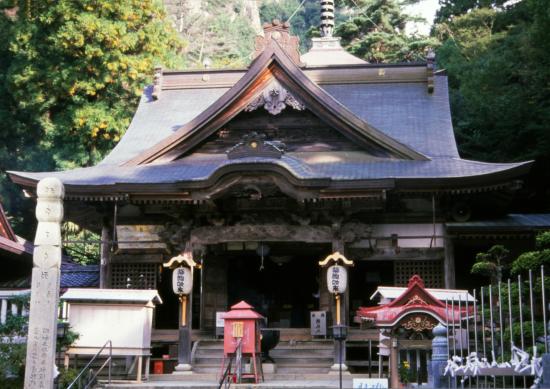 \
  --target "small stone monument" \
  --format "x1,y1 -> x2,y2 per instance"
430,323 -> 449,389
24,177 -> 64,389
